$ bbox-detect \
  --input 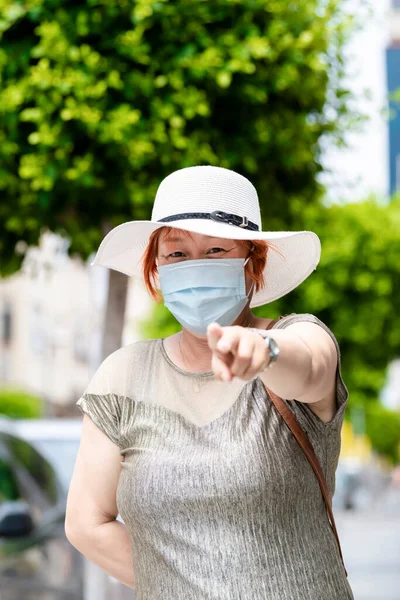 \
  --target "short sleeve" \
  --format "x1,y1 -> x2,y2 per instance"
272,313 -> 349,436
76,350 -> 126,446
77,393 -> 121,446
